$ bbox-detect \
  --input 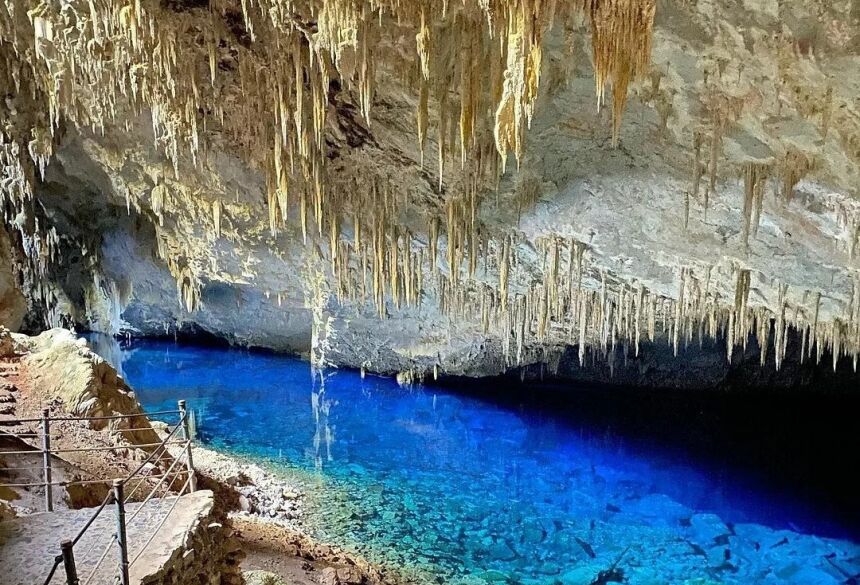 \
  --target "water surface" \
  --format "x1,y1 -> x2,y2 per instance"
105,338 -> 859,584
